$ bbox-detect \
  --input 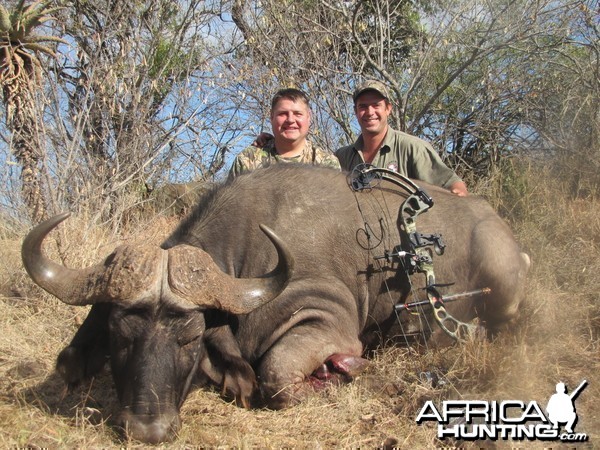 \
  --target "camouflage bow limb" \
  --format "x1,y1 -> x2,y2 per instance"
352,165 -> 478,341
398,184 -> 479,341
